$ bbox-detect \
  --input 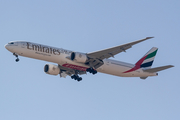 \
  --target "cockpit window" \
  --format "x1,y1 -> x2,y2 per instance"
8,42 -> 14,44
